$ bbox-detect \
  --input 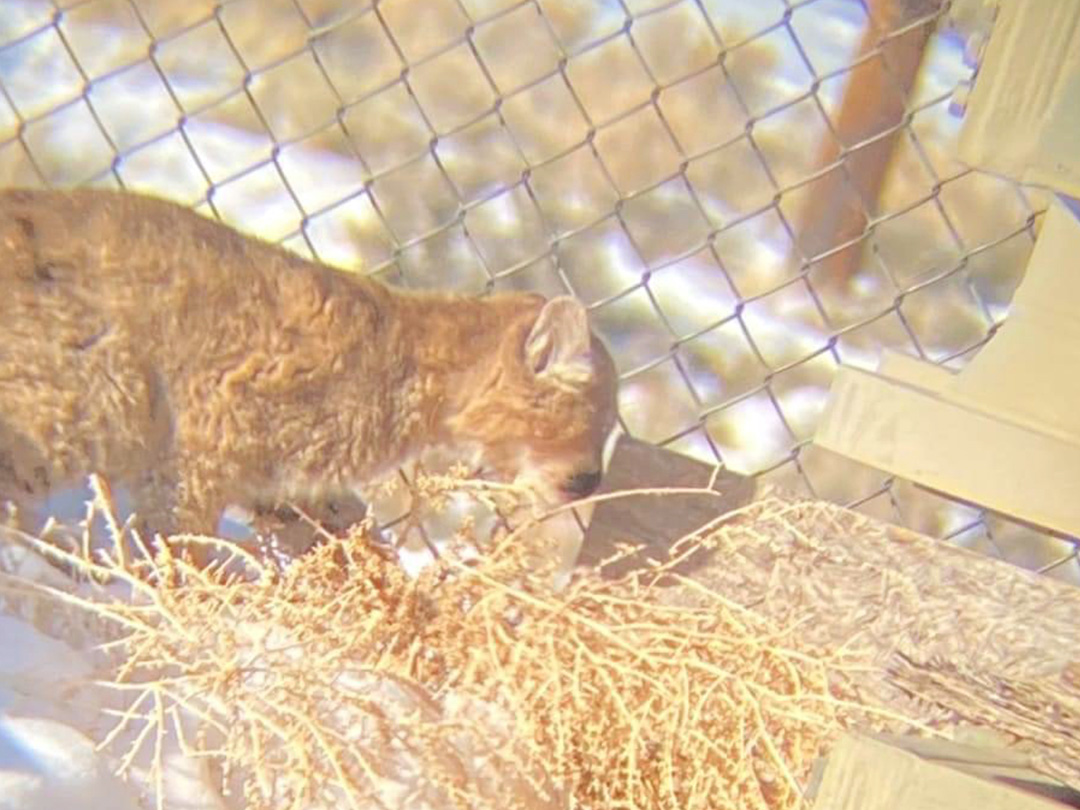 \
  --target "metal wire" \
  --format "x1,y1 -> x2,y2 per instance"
1,0 -> 1074,579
